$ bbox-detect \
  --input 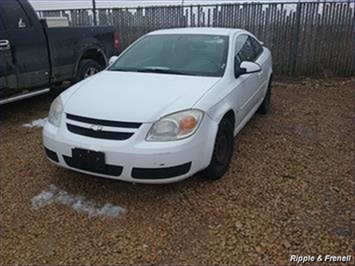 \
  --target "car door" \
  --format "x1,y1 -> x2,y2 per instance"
0,0 -> 50,91
233,34 -> 262,124
249,35 -> 268,98
0,19 -> 18,96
